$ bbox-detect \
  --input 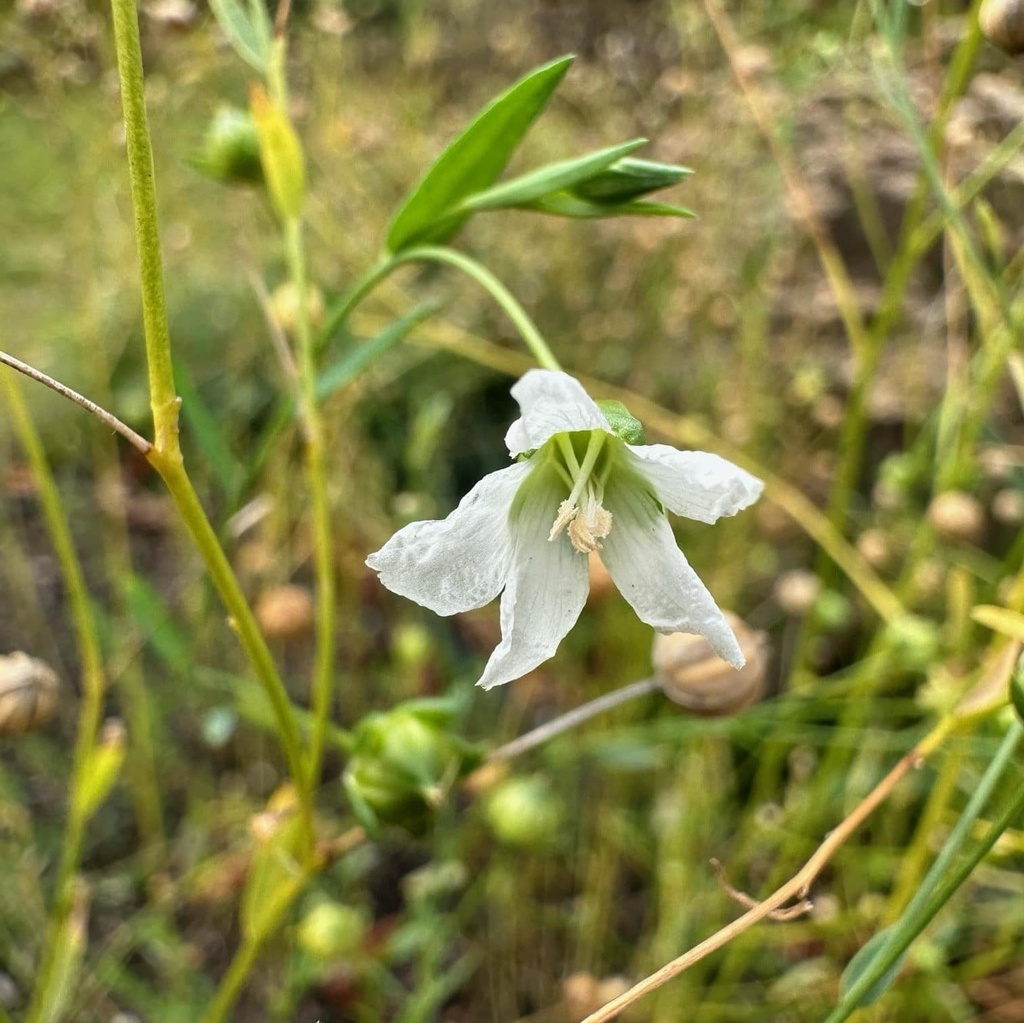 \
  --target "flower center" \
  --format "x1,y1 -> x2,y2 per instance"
548,431 -> 613,554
